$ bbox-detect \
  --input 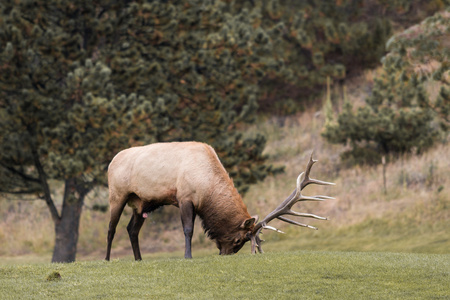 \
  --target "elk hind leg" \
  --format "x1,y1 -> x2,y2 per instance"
106,199 -> 127,261
127,209 -> 146,261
